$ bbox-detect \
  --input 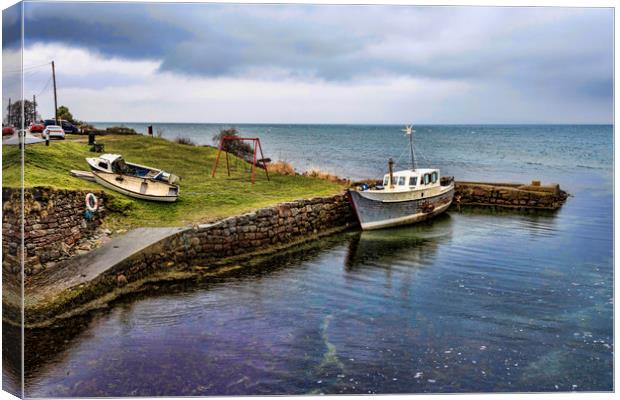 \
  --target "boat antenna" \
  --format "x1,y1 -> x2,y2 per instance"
401,125 -> 415,170
388,158 -> 395,188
